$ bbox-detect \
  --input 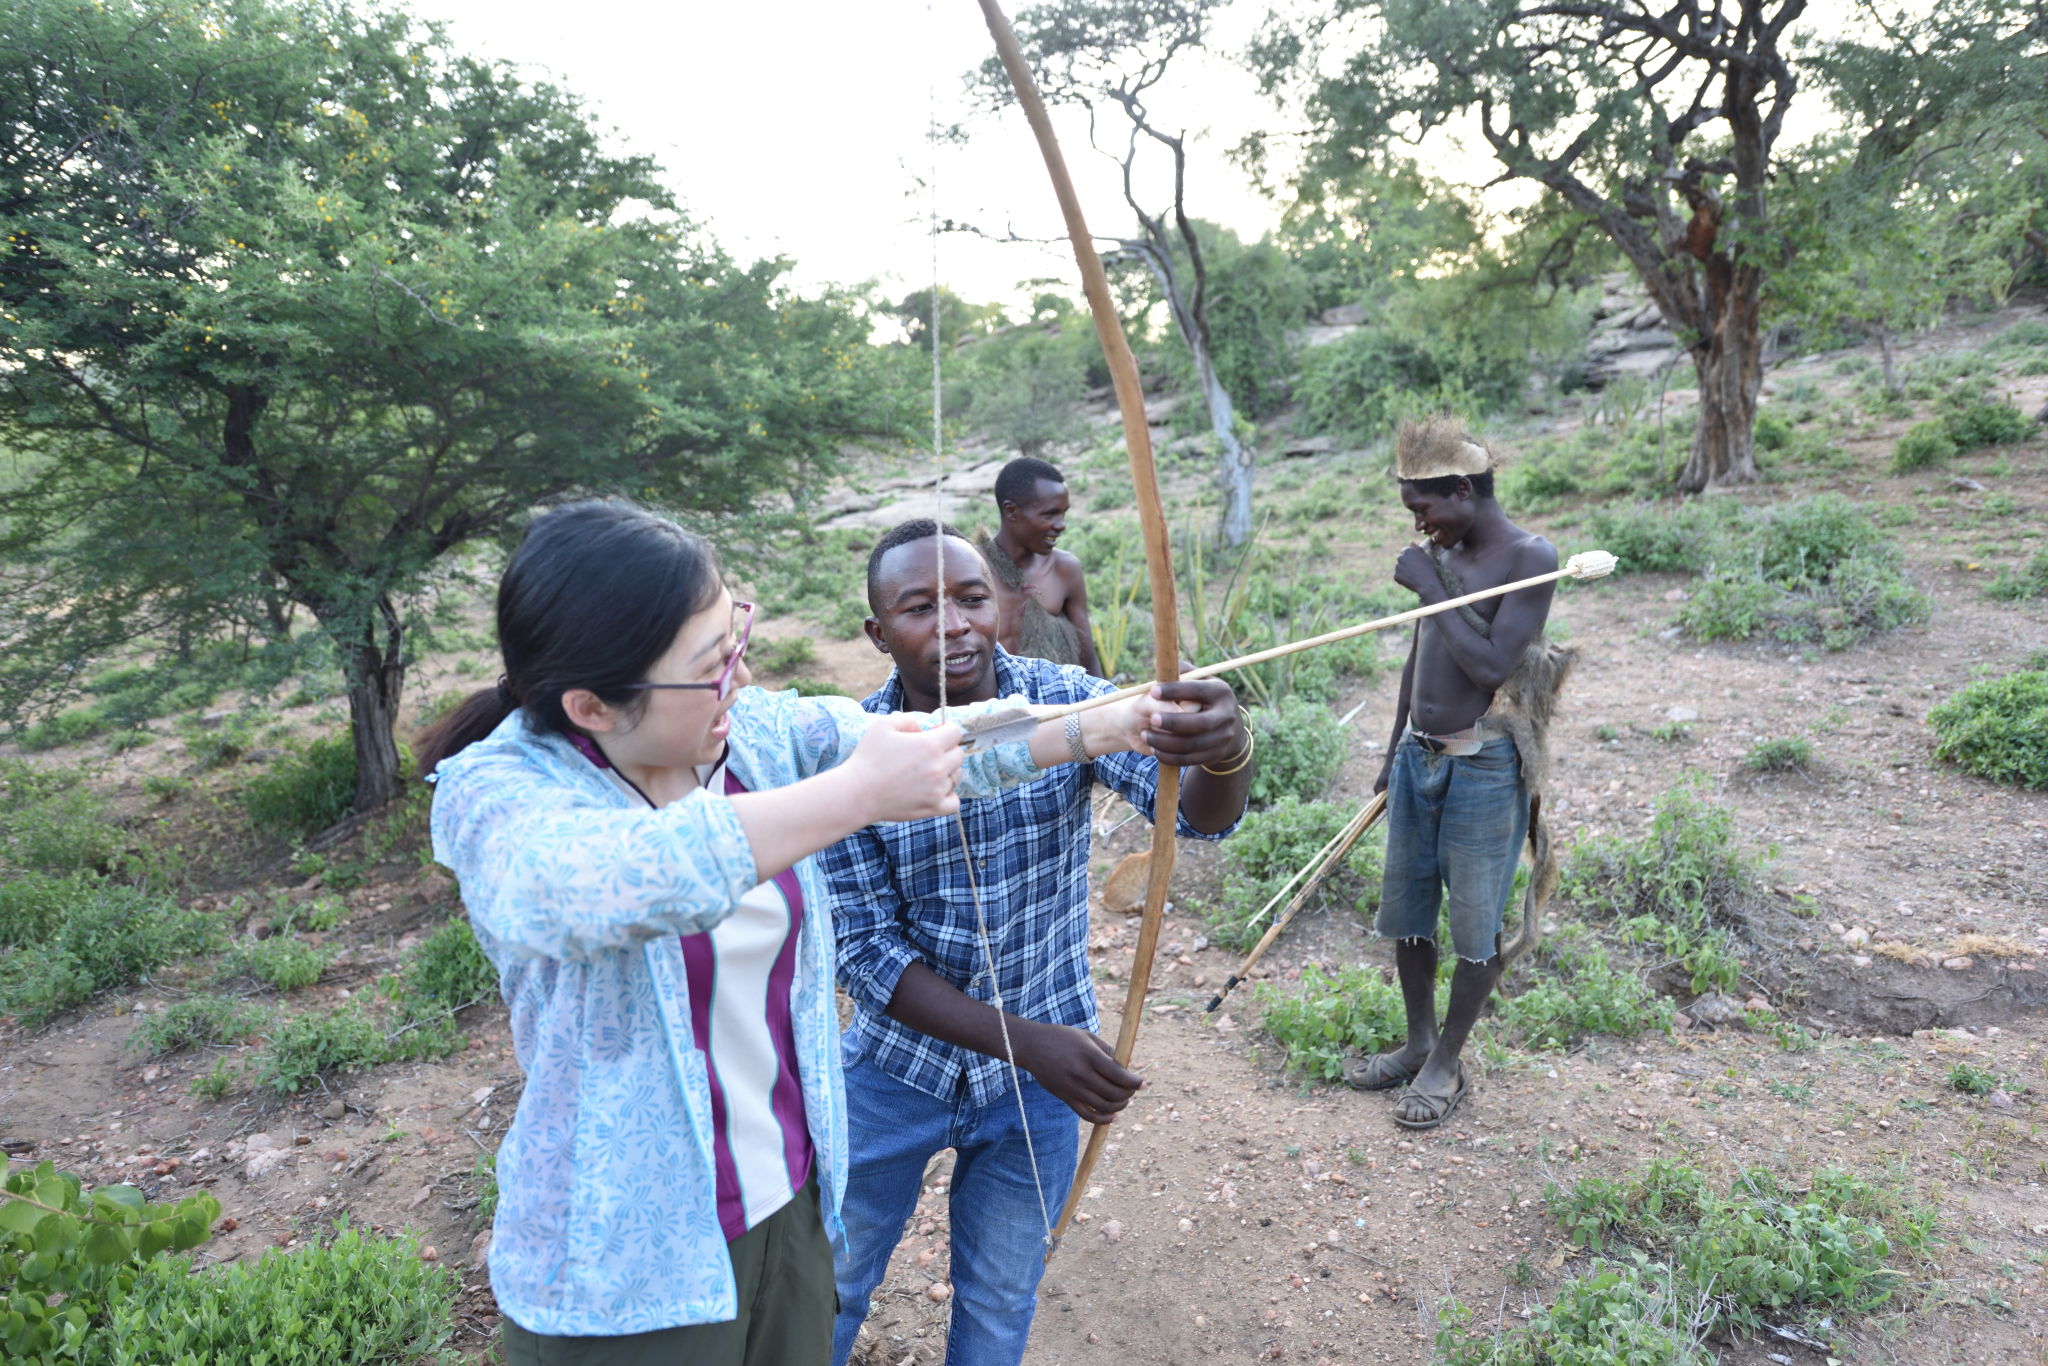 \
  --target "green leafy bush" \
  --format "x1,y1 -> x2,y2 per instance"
0,761 -> 131,878
1562,782 -> 1769,935
1942,396 -> 2031,451
1579,499 -> 1732,576
0,873 -> 91,950
1493,925 -> 1672,1047
1928,670 -> 2048,788
1296,325 -> 1518,445
126,994 -> 275,1057
749,528 -> 880,640
17,708 -> 108,753
176,712 -> 264,771
96,1221 -> 460,1365
383,918 -> 499,1059
221,934 -> 336,991
1196,798 -> 1383,950
751,636 -> 816,675
250,1004 -> 390,1095
244,734 -> 359,836
954,326 -> 1088,457
0,884 -> 220,1027
1494,1161 -> 1926,1357
1745,736 -> 1814,771
1245,696 -> 1348,807
1498,417 -> 1696,515
1674,495 -> 1929,649
0,1160 -> 221,1363
1987,551 -> 2048,601
1890,420 -> 1956,472
1436,1255 -> 1711,1366
1254,964 -> 1444,1081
